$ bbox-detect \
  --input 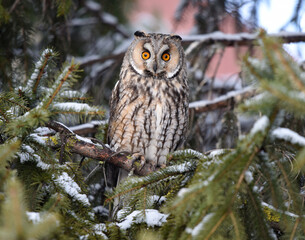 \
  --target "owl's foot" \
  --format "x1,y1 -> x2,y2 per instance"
128,153 -> 146,176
